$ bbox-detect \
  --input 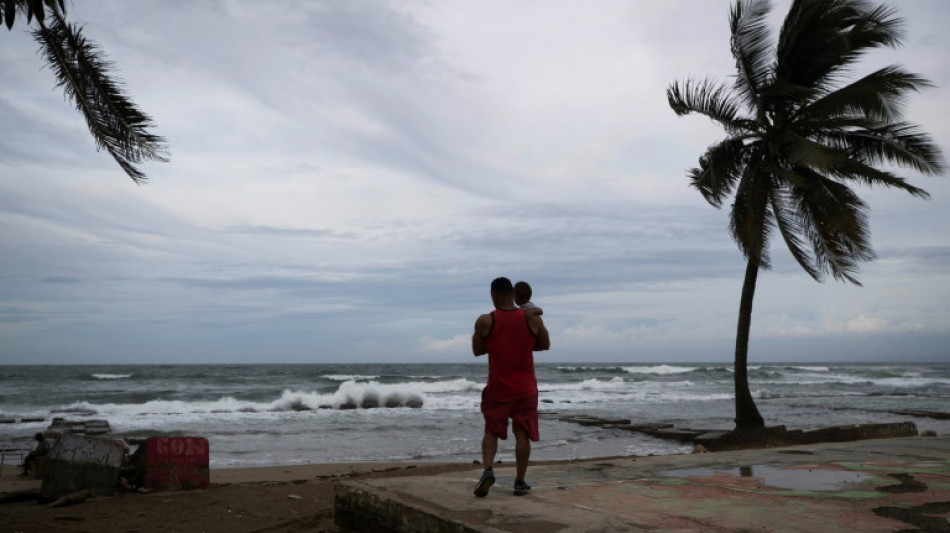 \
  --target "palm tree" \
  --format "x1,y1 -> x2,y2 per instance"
667,0 -> 944,430
2,0 -> 168,183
